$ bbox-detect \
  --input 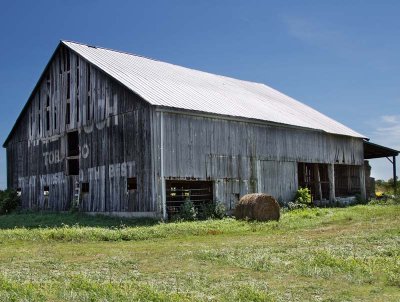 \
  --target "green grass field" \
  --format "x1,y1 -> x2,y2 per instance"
0,205 -> 399,301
